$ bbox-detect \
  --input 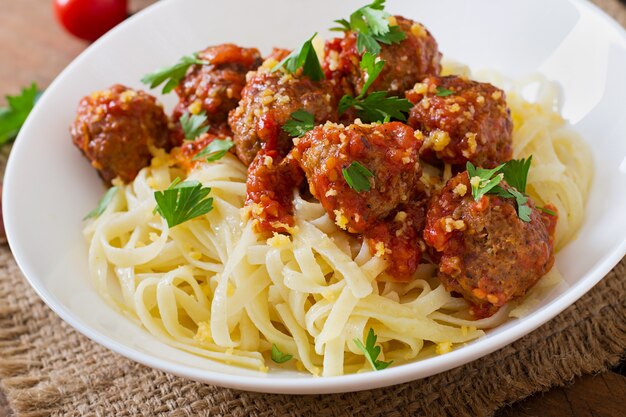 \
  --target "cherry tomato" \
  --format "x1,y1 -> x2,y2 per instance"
53,0 -> 128,42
